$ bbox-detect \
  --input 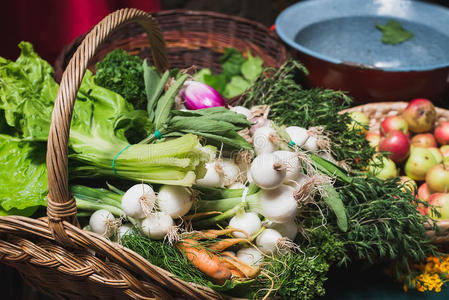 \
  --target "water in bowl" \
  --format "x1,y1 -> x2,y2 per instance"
294,16 -> 449,69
